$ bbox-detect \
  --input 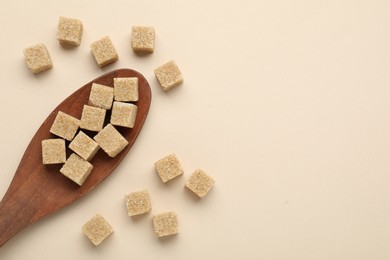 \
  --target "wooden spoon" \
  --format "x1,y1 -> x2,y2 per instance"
0,68 -> 152,247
